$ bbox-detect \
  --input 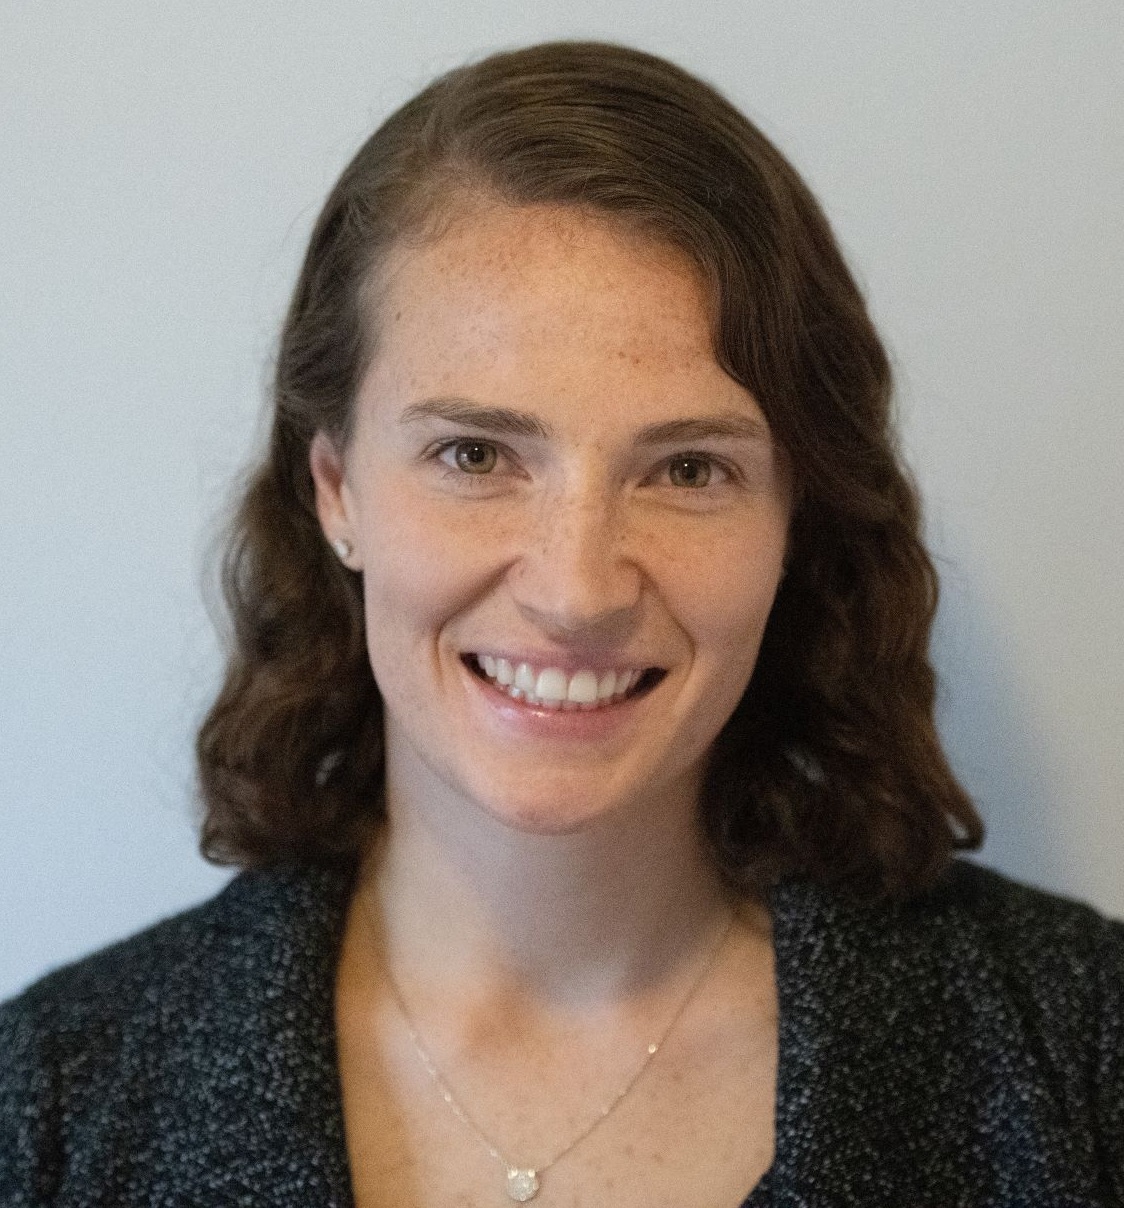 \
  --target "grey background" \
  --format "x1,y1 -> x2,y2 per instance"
2,0 -> 1121,1001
